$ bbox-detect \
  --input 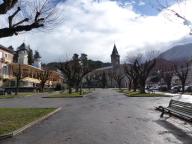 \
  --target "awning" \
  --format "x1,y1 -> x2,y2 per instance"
22,77 -> 41,84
